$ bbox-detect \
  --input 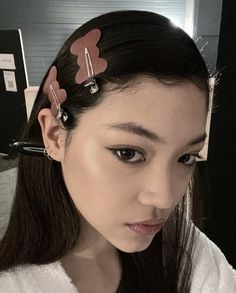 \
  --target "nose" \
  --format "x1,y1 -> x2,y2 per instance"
137,163 -> 174,210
